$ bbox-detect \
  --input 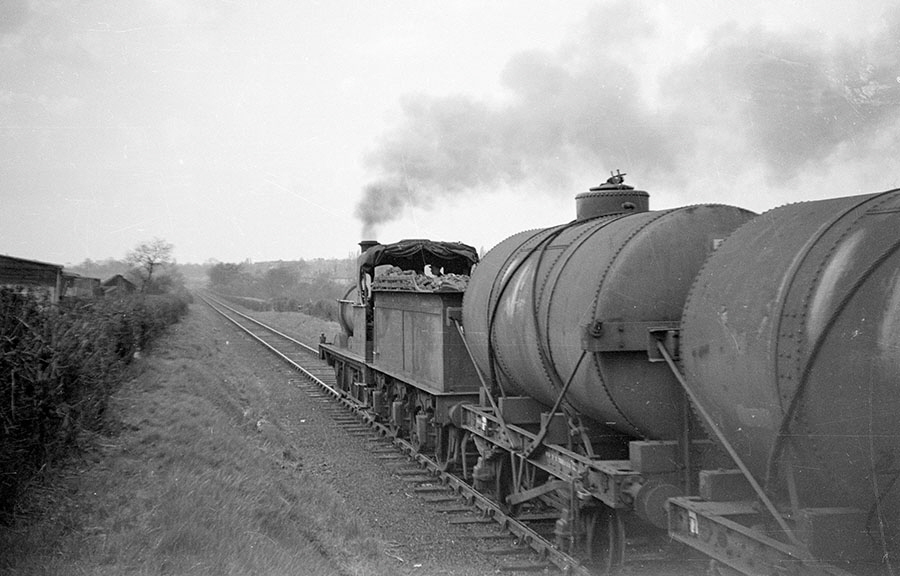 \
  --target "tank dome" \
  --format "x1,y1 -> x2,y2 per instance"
575,172 -> 649,220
